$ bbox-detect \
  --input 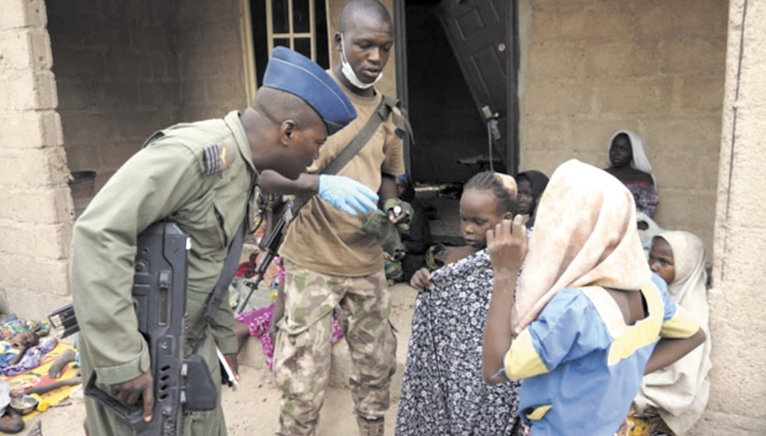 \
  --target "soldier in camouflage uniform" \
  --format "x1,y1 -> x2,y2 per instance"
267,1 -> 405,435
70,48 -> 371,436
